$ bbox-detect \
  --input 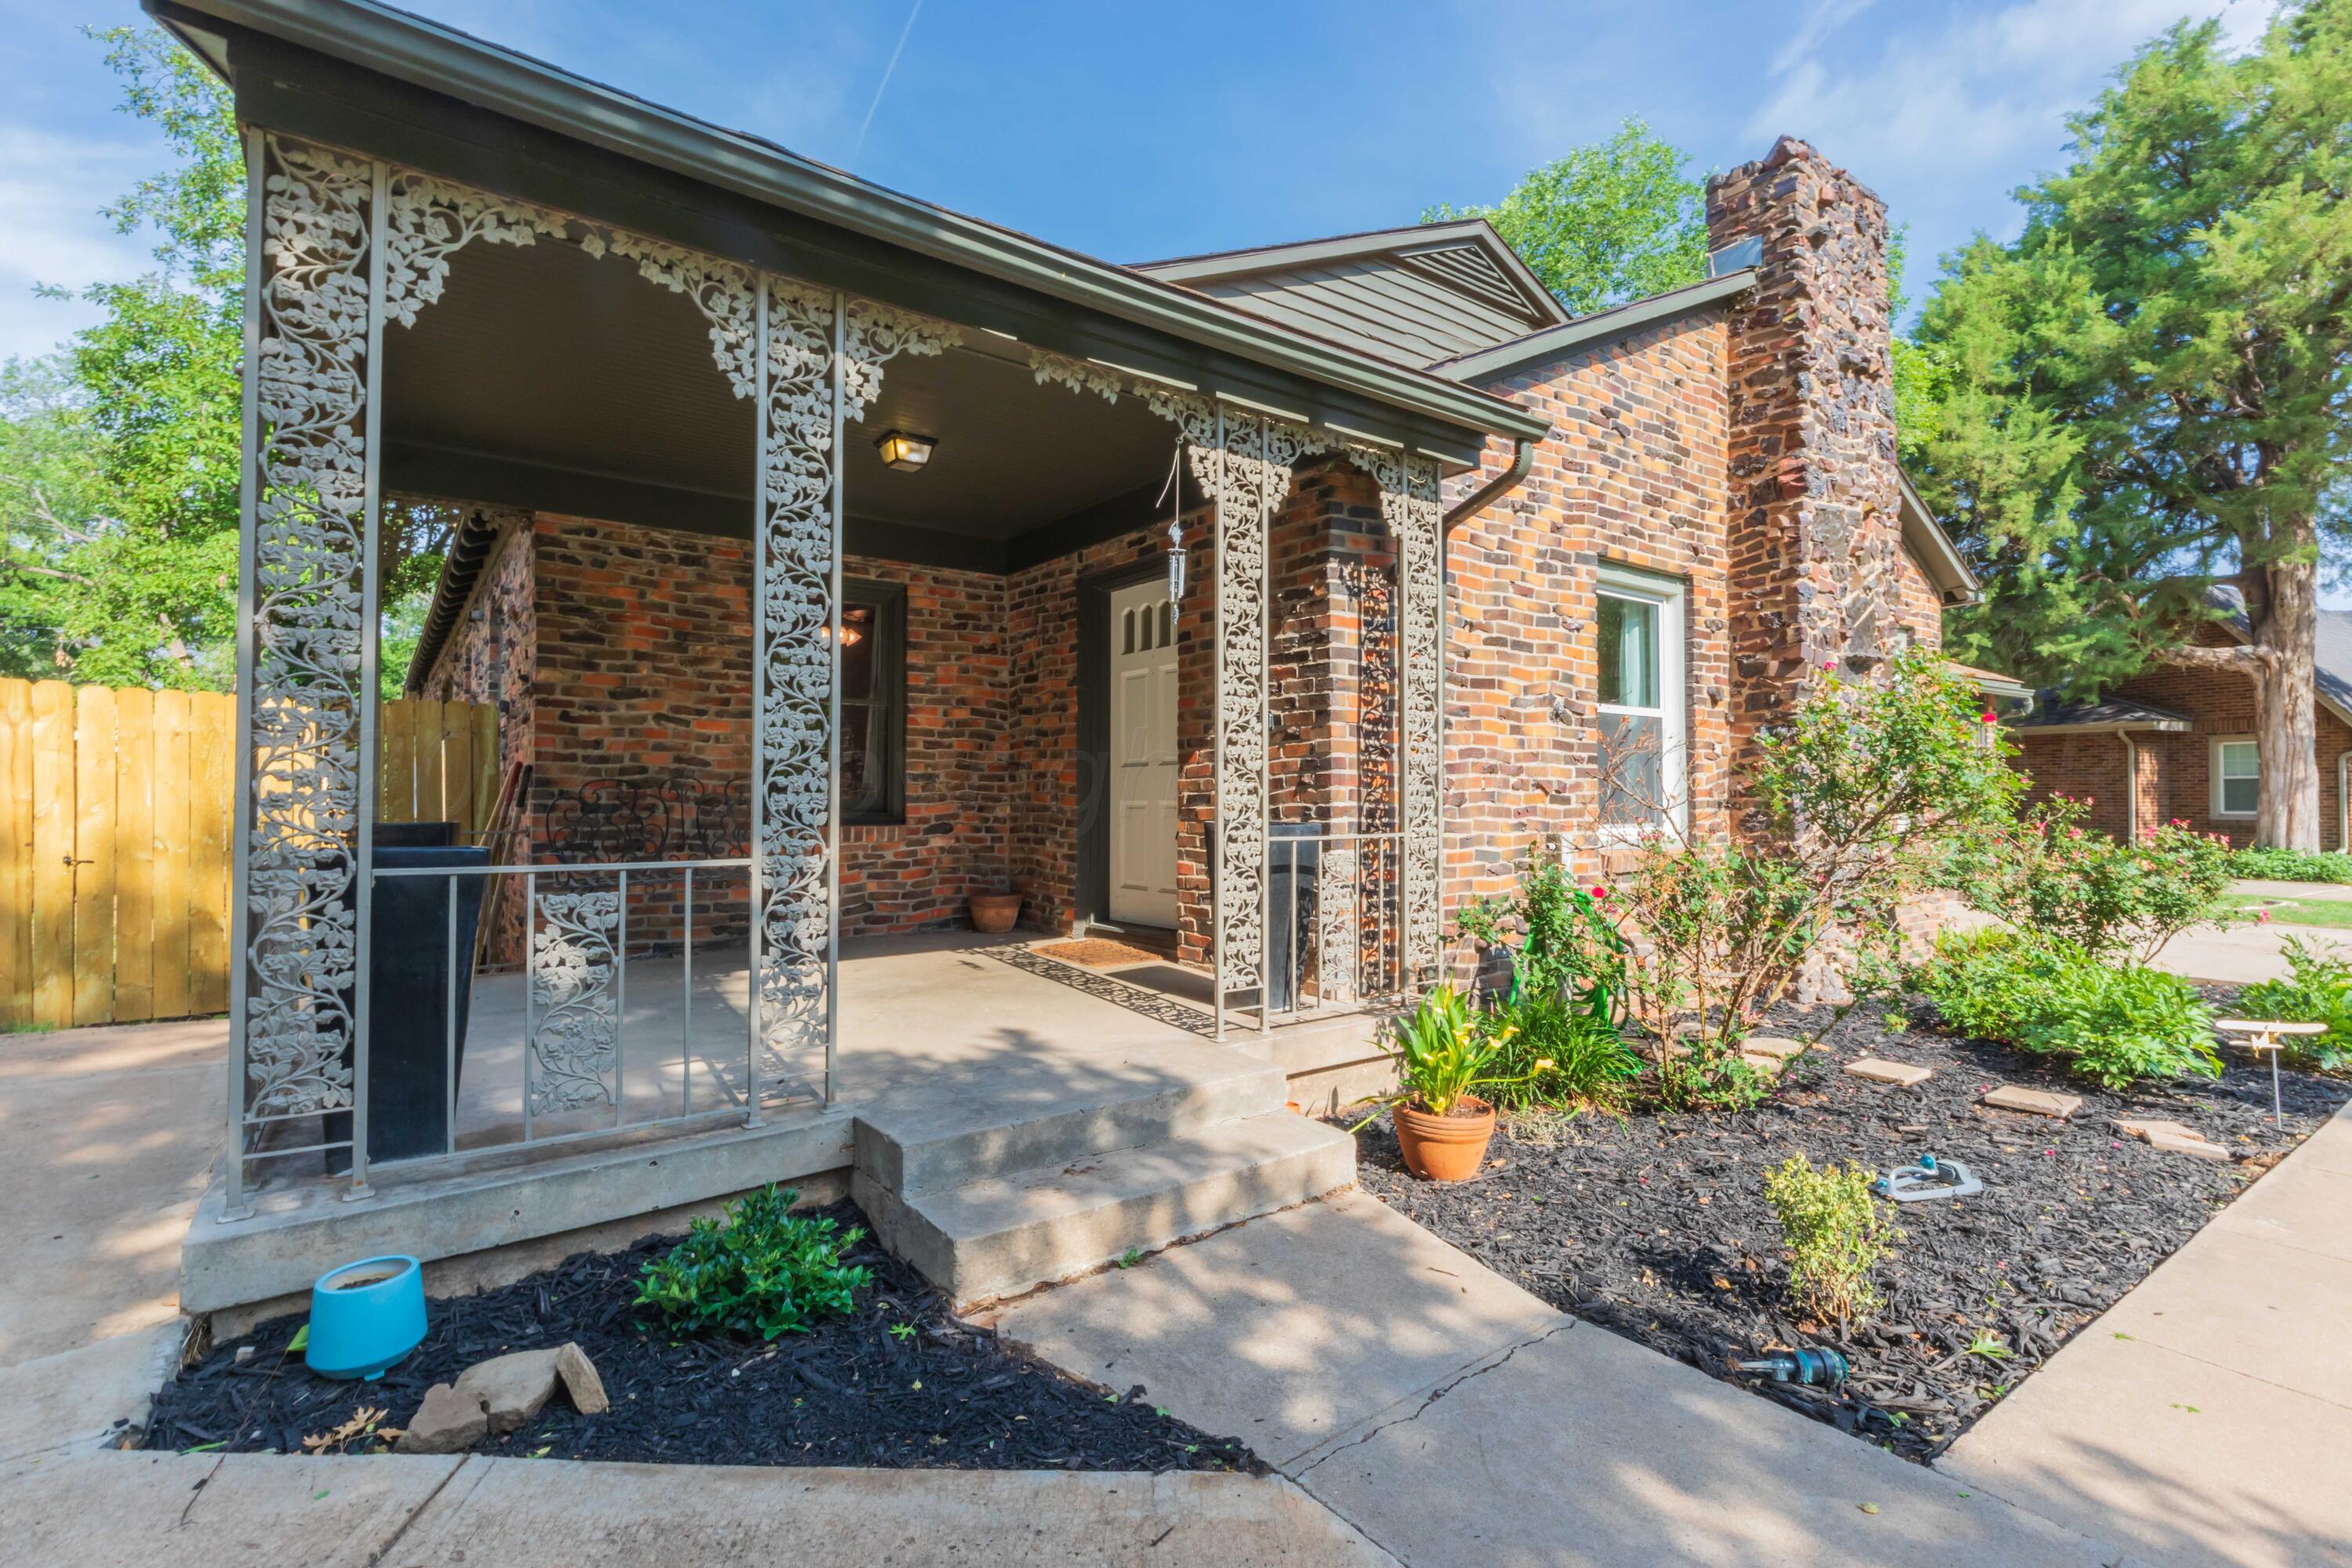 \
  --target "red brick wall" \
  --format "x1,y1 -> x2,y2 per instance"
2014,622 -> 2351,850
1444,310 -> 1737,916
